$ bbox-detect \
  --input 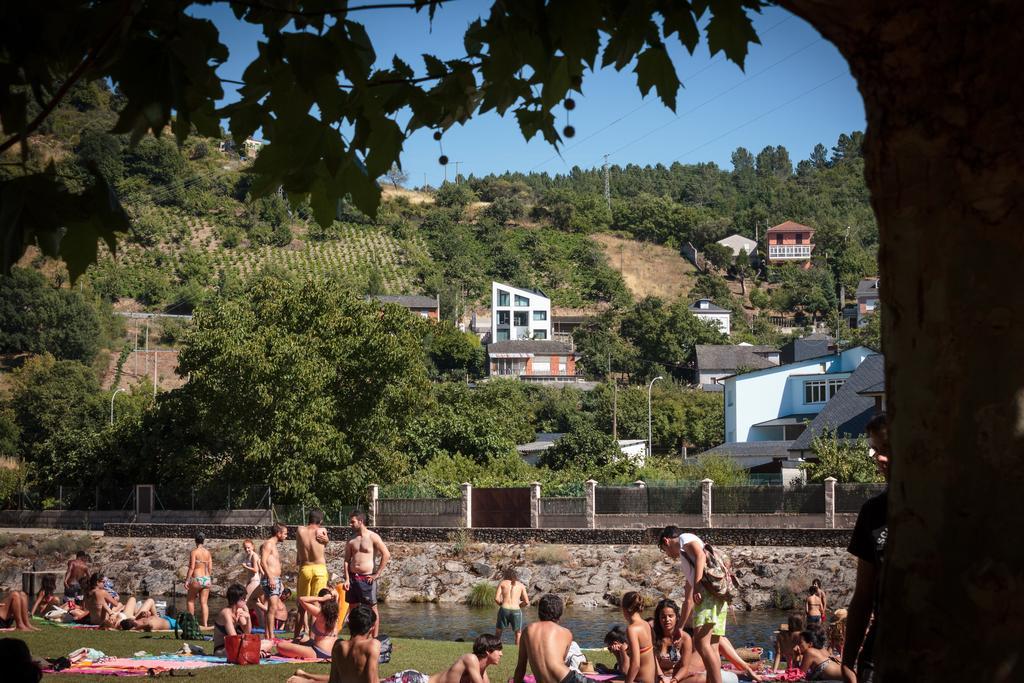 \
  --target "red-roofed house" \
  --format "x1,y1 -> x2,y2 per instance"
766,221 -> 814,268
